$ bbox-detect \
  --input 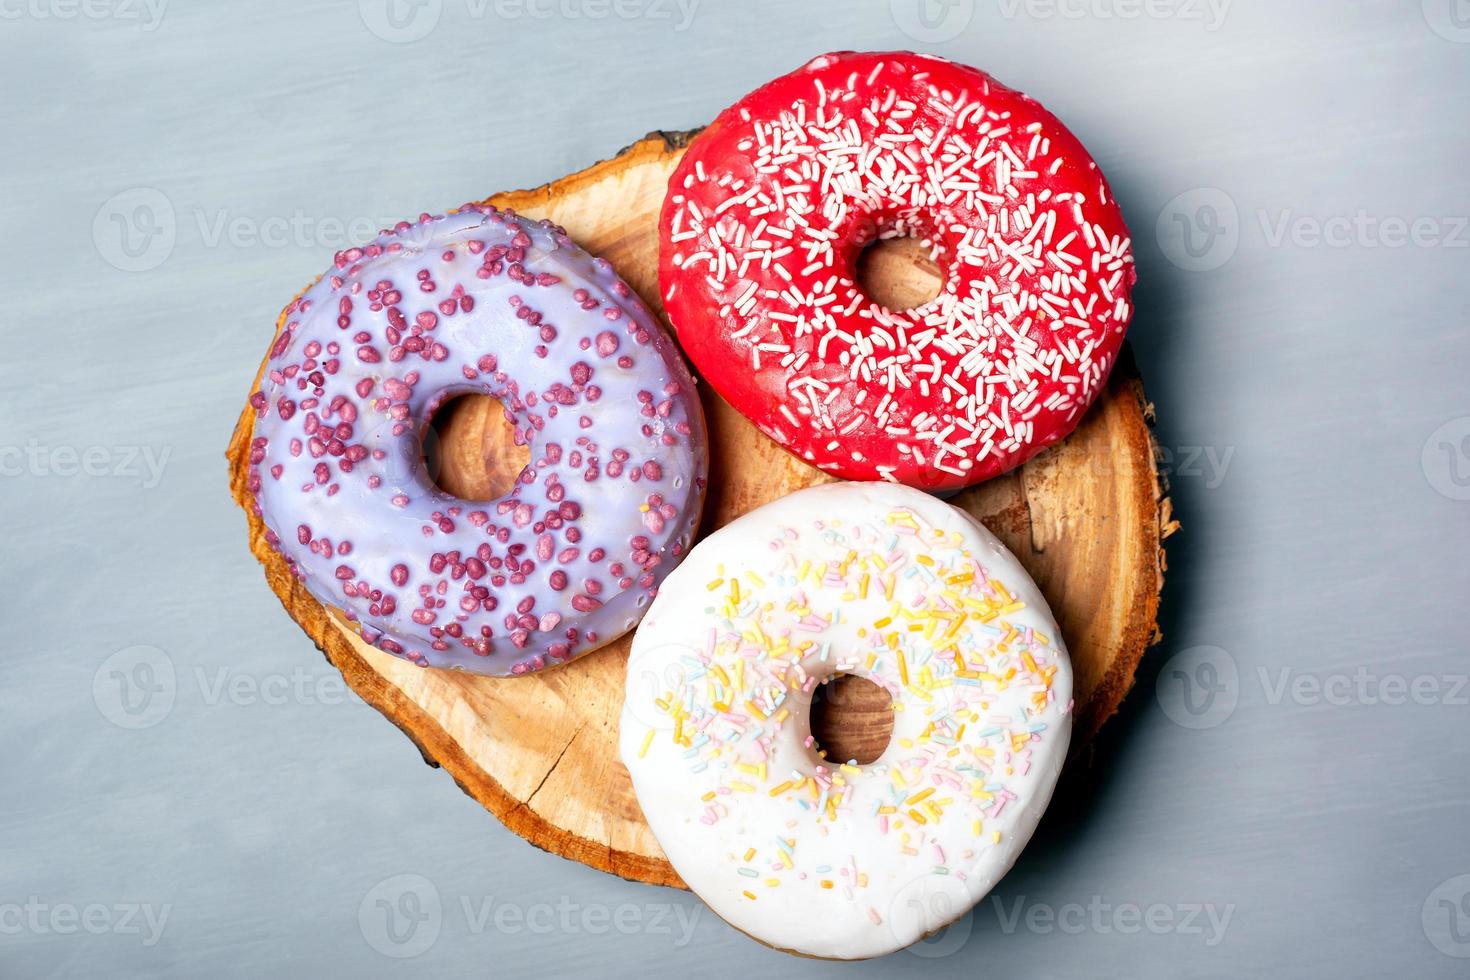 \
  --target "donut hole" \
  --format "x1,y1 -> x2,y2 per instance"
855,233 -> 944,312
421,393 -> 530,502
808,674 -> 894,766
